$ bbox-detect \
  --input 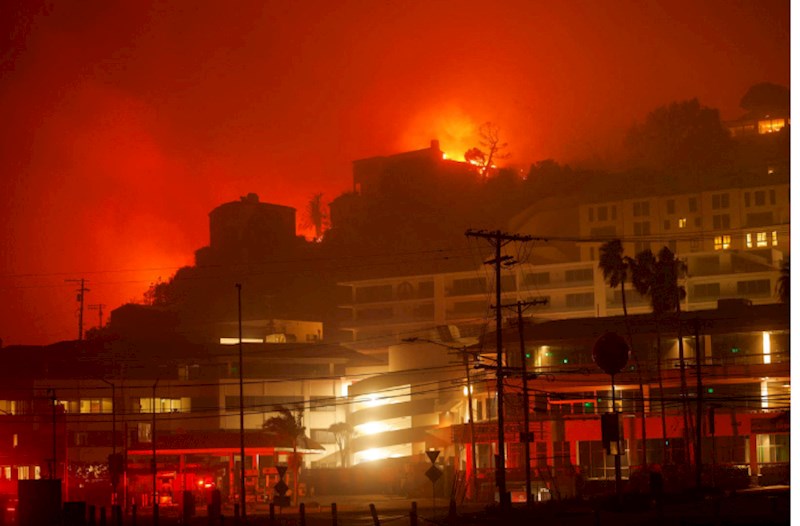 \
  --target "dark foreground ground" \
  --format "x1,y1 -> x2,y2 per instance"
54,486 -> 791,526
